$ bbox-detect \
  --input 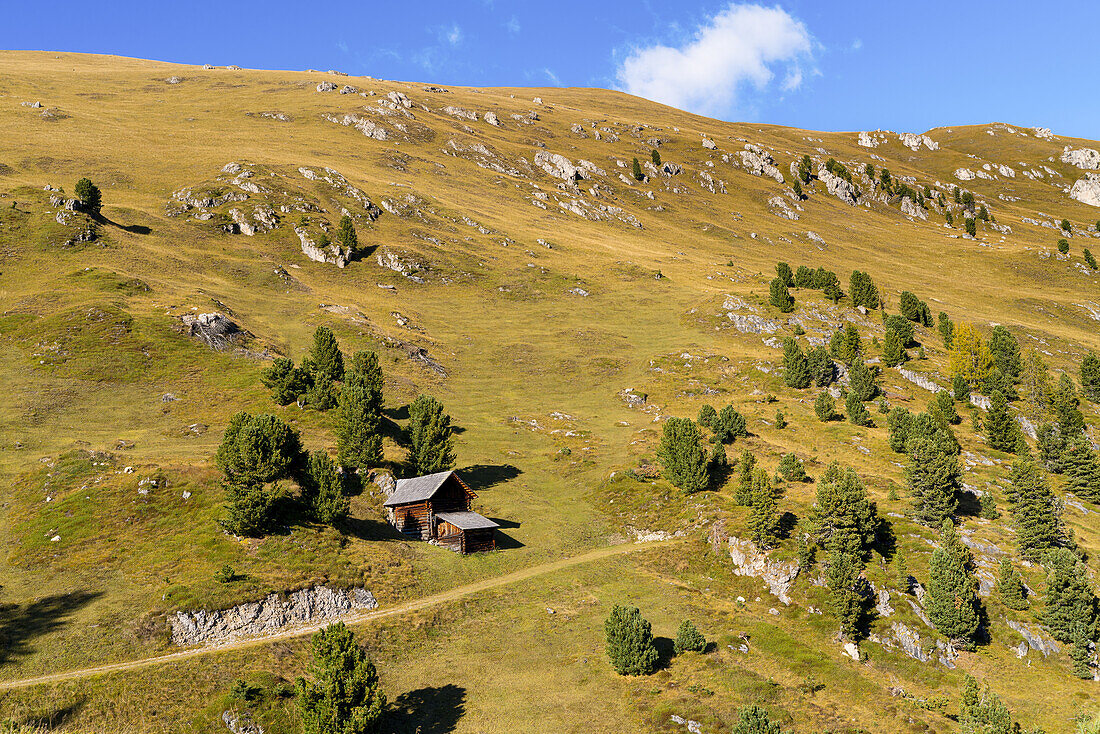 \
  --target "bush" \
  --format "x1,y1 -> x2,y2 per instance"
774,409 -> 787,429
673,619 -> 706,654
732,705 -> 781,734
697,404 -> 717,428
214,564 -> 236,583
814,391 -> 836,421
297,622 -> 386,733
778,453 -> 808,482
1058,238 -> 1070,254
605,606 -> 658,675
